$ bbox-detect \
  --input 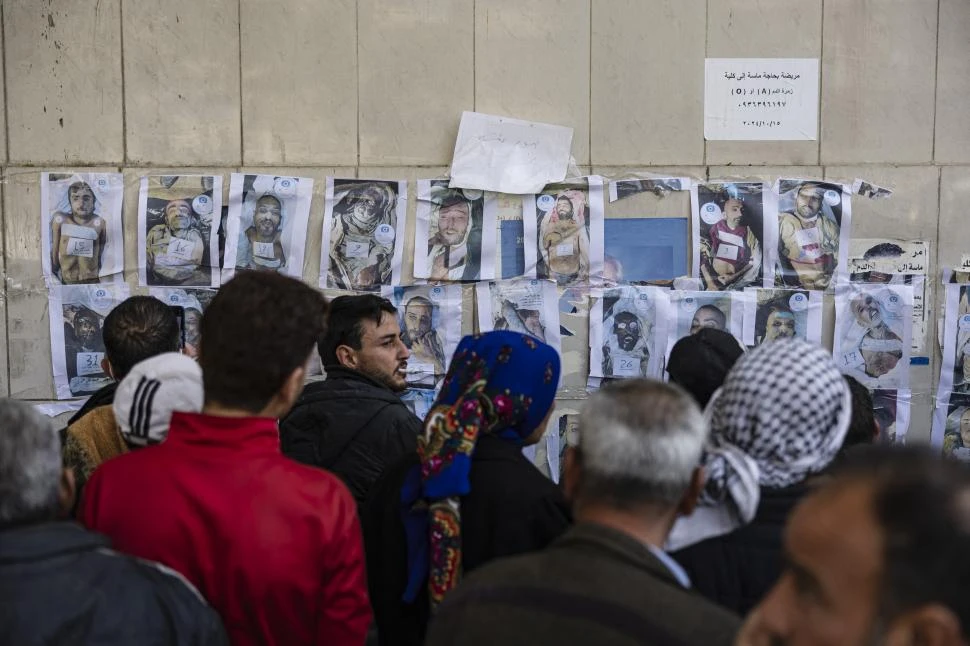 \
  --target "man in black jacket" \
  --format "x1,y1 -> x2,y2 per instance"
0,398 -> 226,646
281,294 -> 421,505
